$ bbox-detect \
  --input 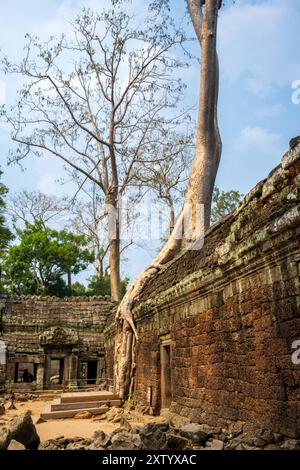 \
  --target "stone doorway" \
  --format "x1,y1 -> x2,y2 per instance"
50,358 -> 64,385
160,337 -> 173,408
87,361 -> 97,384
